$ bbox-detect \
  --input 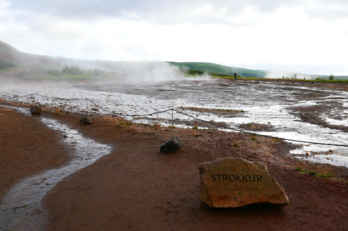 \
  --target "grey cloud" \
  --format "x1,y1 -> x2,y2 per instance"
6,0 -> 303,24
305,7 -> 348,20
303,0 -> 348,20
